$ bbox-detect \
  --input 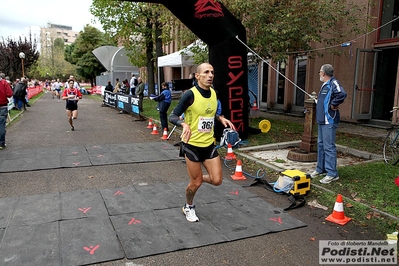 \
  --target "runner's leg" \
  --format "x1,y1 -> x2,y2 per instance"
184,158 -> 203,205
66,110 -> 73,127
202,156 -> 223,186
